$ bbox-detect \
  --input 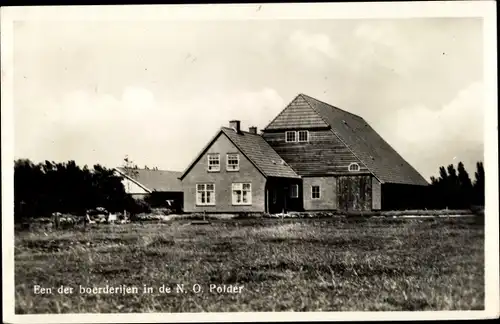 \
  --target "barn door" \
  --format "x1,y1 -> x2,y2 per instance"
337,176 -> 372,211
